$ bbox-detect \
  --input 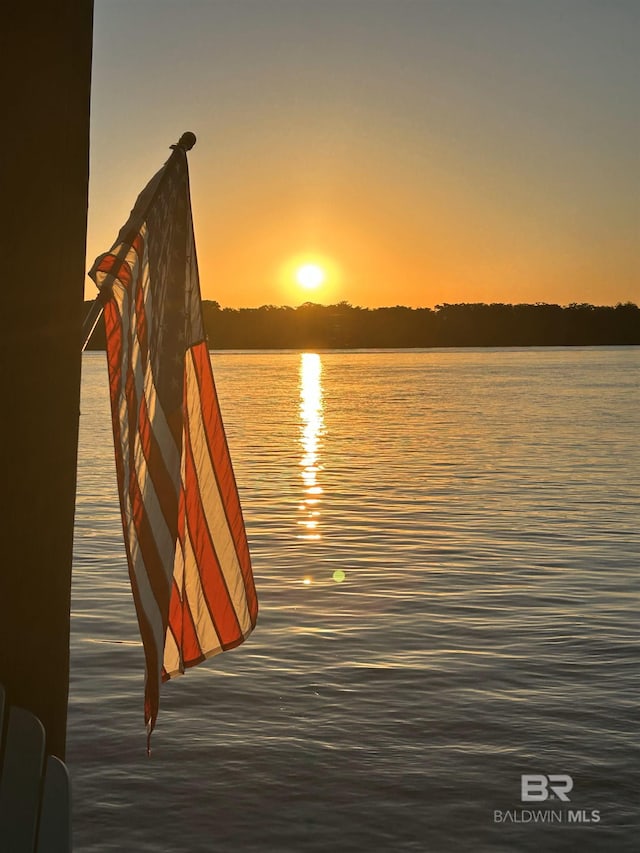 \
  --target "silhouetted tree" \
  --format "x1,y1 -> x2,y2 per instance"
84,300 -> 640,351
